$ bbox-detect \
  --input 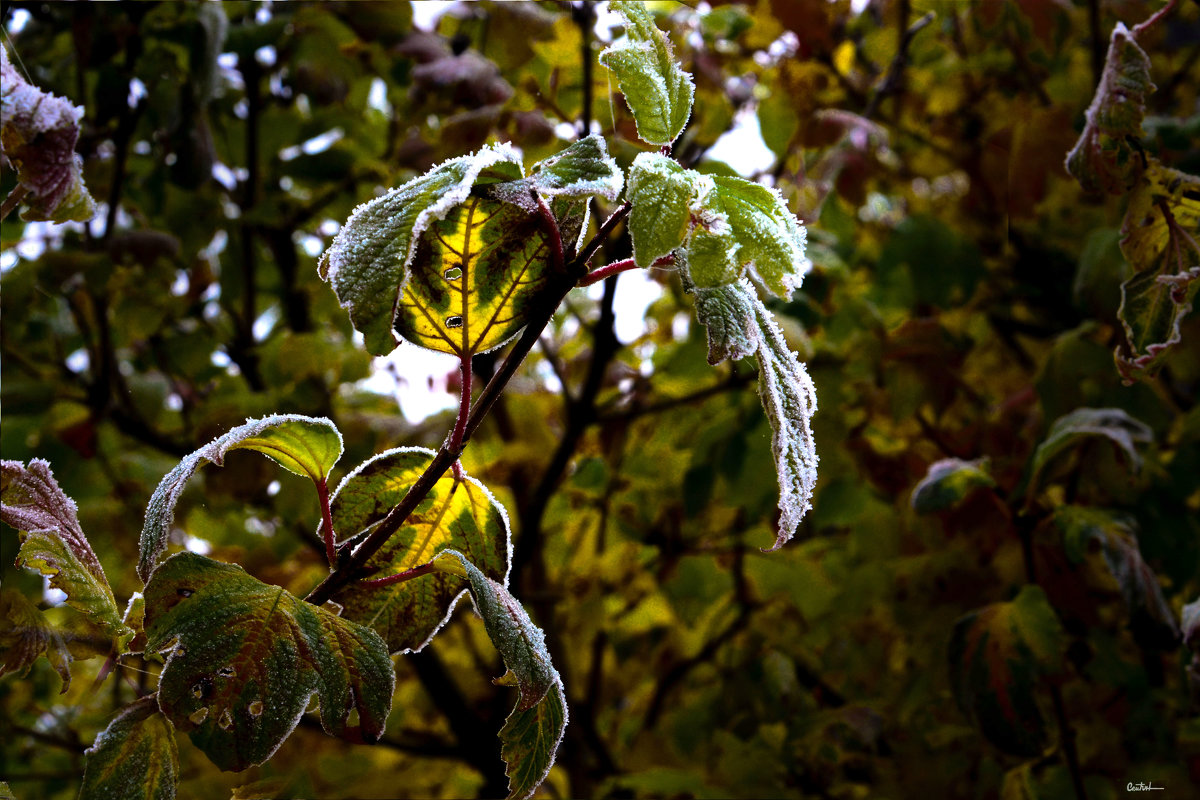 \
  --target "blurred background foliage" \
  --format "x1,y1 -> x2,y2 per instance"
2,1 -> 1199,798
